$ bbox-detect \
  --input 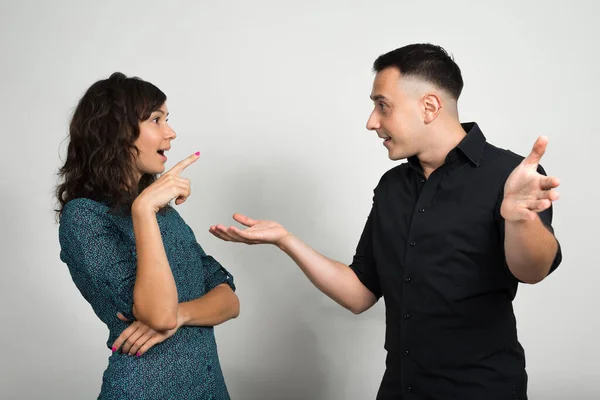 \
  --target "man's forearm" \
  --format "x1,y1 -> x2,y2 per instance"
504,216 -> 558,284
276,234 -> 377,314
